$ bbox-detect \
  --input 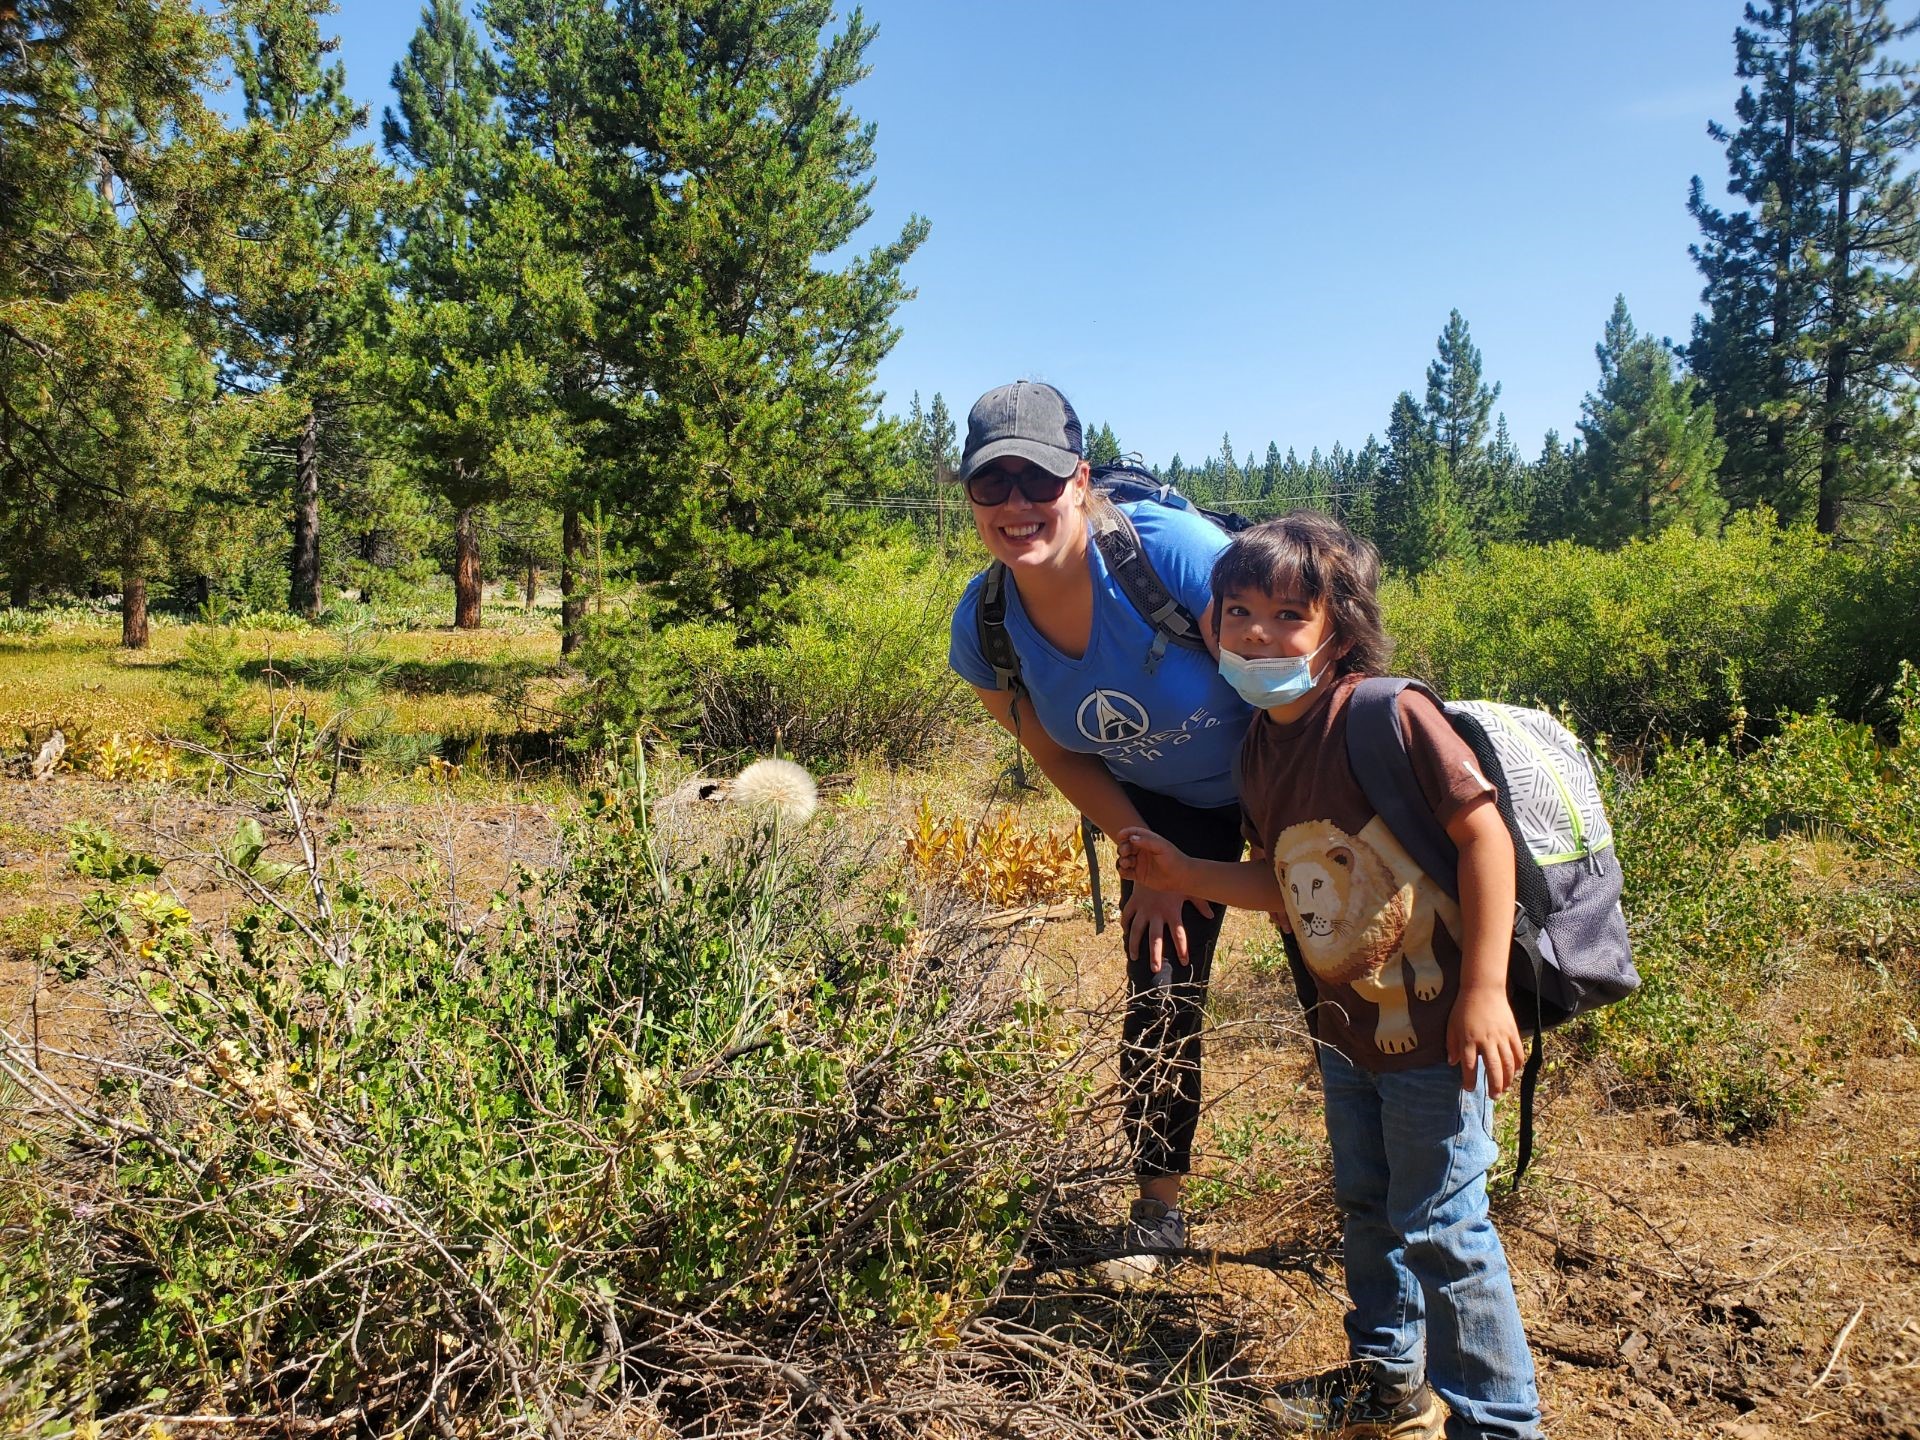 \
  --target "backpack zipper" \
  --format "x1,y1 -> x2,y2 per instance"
1489,708 -> 1608,866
